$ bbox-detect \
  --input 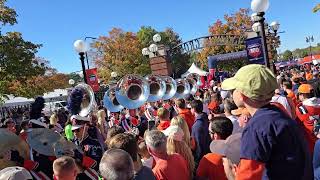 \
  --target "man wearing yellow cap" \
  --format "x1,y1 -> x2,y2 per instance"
221,64 -> 312,180
296,83 -> 320,153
